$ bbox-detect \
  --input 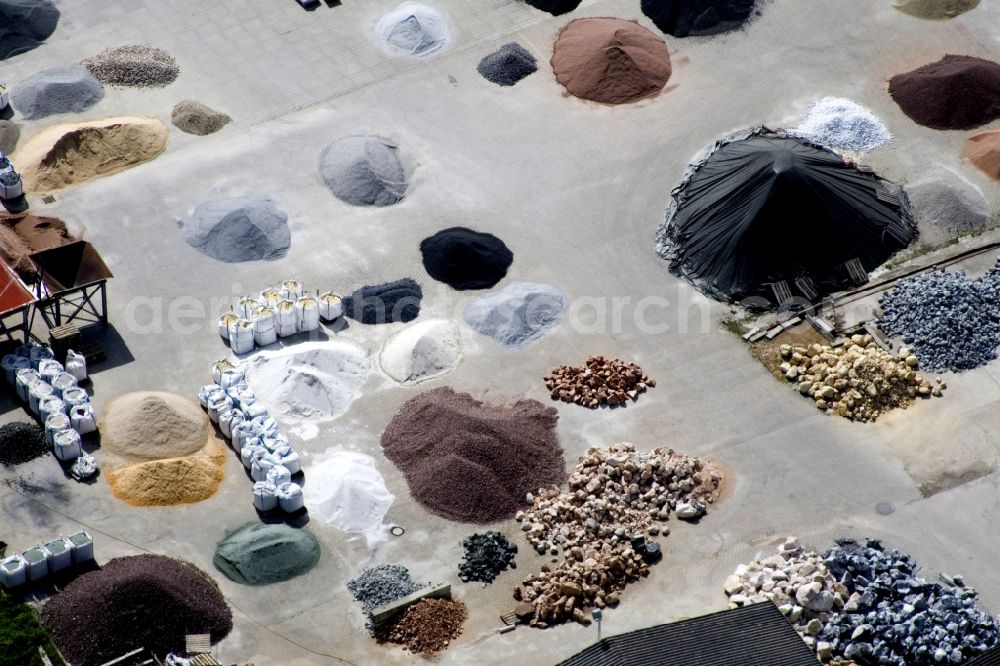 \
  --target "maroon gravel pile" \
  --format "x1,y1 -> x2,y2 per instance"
380,387 -> 565,523
377,598 -> 468,654
889,55 -> 1000,130
42,555 -> 232,665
